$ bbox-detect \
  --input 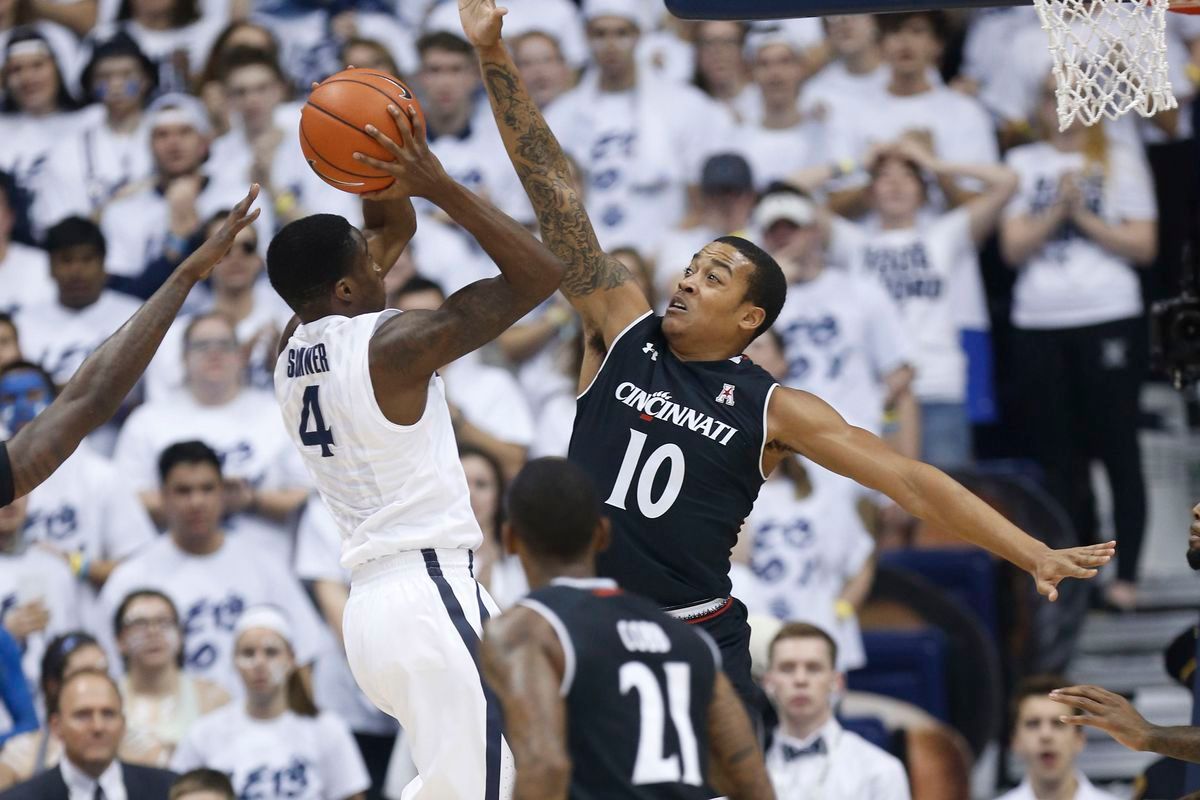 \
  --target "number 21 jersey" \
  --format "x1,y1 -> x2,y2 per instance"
274,309 -> 482,570
568,312 -> 778,607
